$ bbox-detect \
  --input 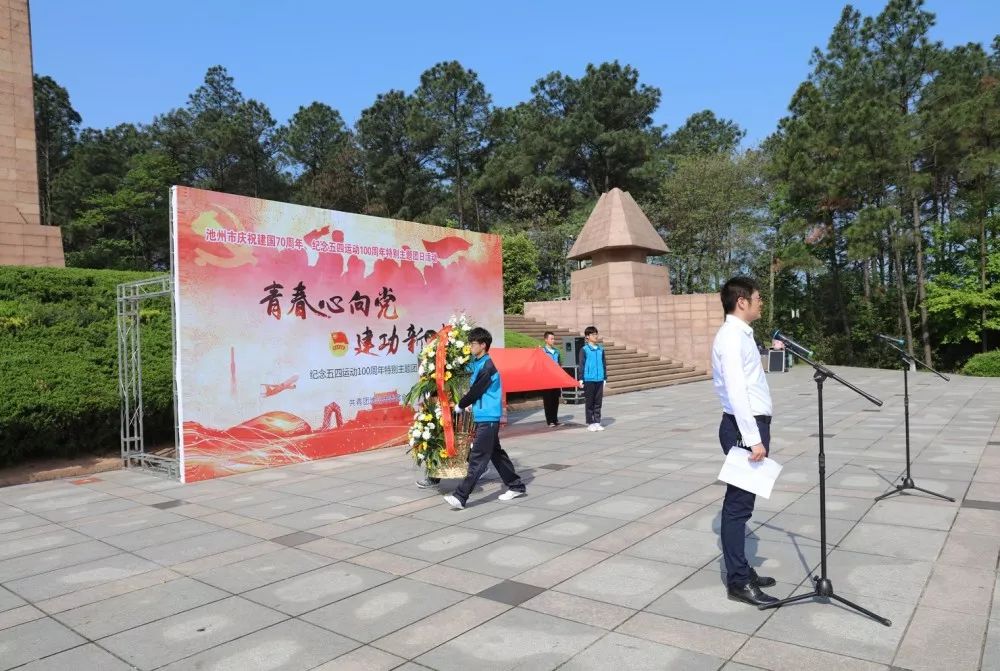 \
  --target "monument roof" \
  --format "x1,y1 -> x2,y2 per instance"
567,188 -> 668,260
